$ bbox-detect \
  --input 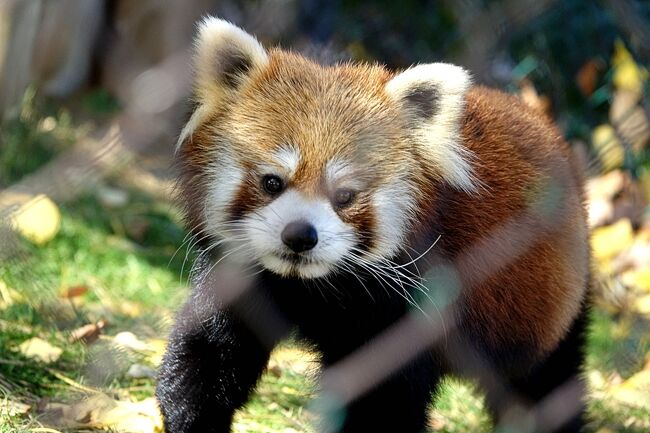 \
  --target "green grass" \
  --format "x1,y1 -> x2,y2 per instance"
235,344 -> 317,432
0,88 -> 78,187
2,191 -> 189,327
0,185 -> 188,430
